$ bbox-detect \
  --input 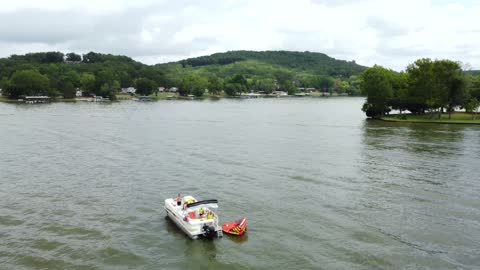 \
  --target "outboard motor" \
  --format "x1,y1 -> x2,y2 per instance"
202,224 -> 217,239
